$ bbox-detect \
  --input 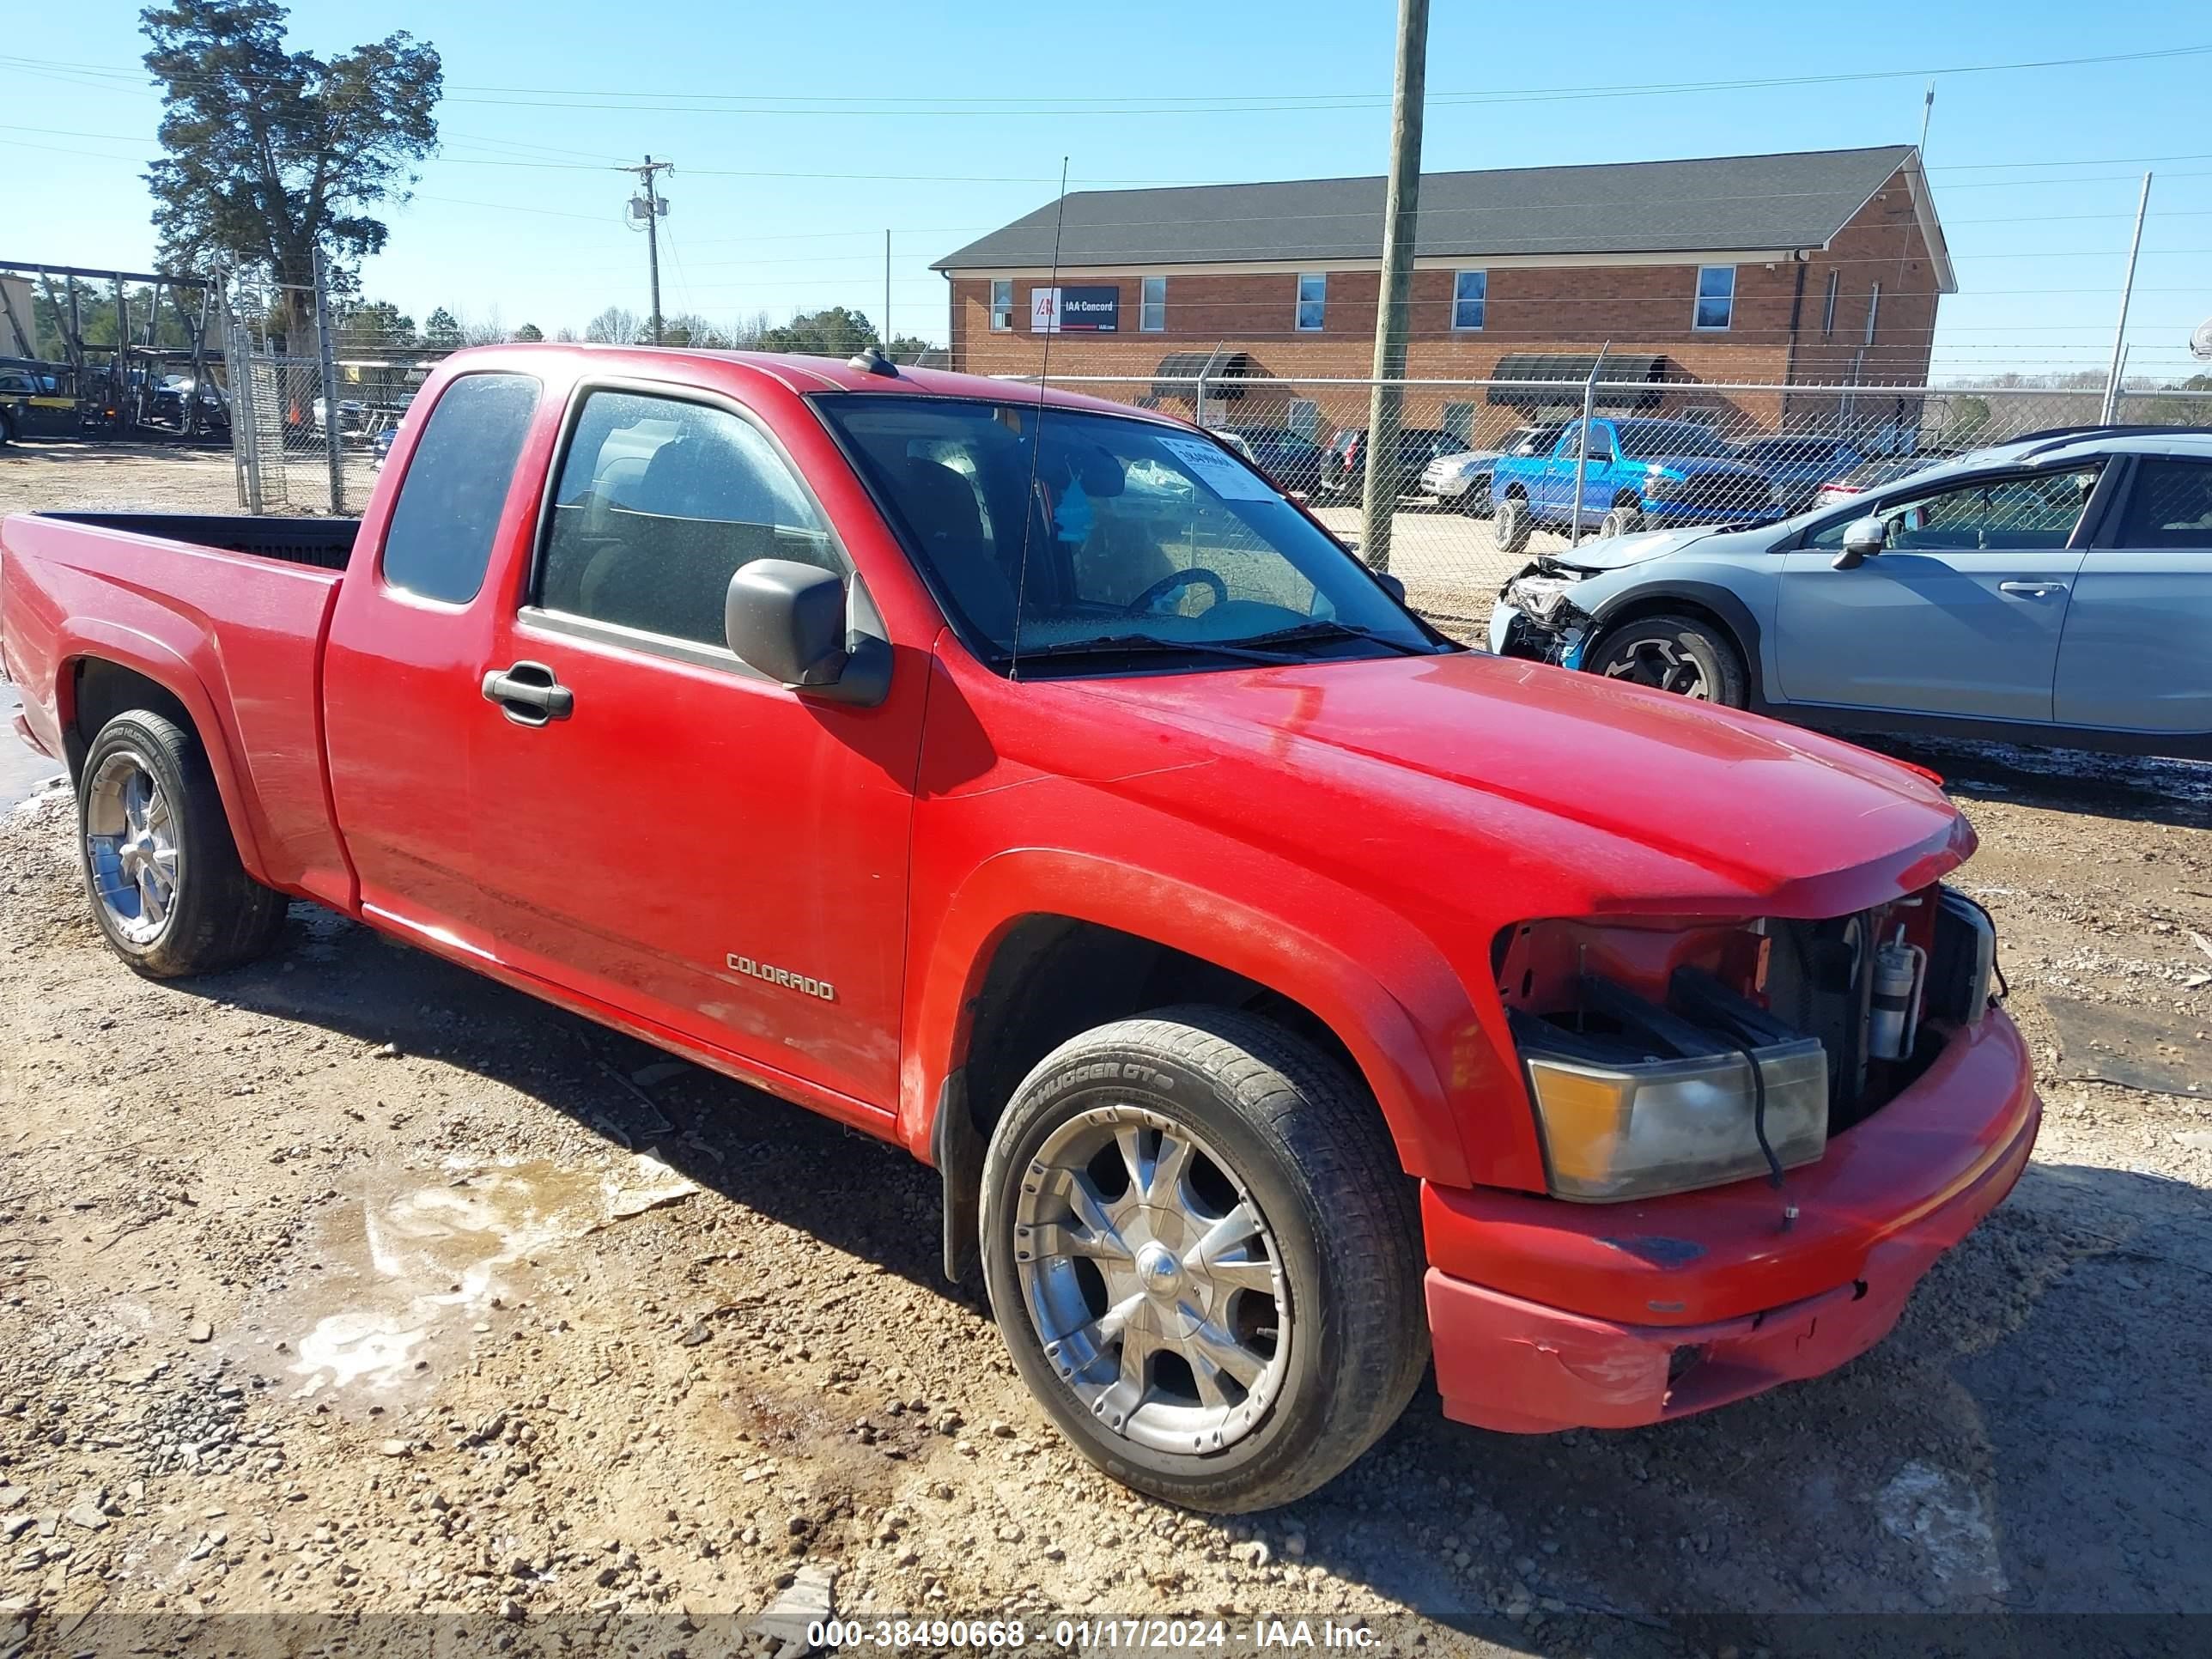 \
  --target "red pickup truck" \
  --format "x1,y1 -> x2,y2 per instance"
1,345 -> 2038,1512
